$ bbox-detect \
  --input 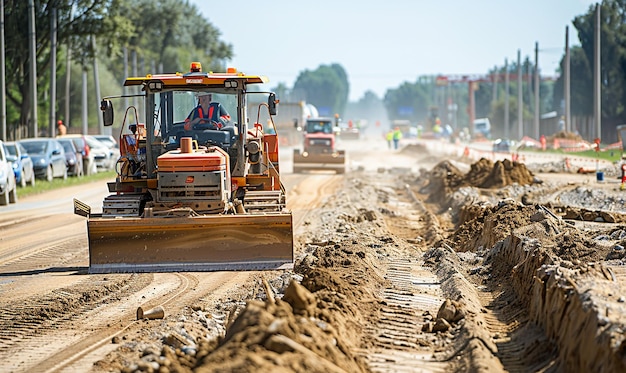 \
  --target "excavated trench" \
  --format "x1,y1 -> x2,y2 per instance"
93,145 -> 626,372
